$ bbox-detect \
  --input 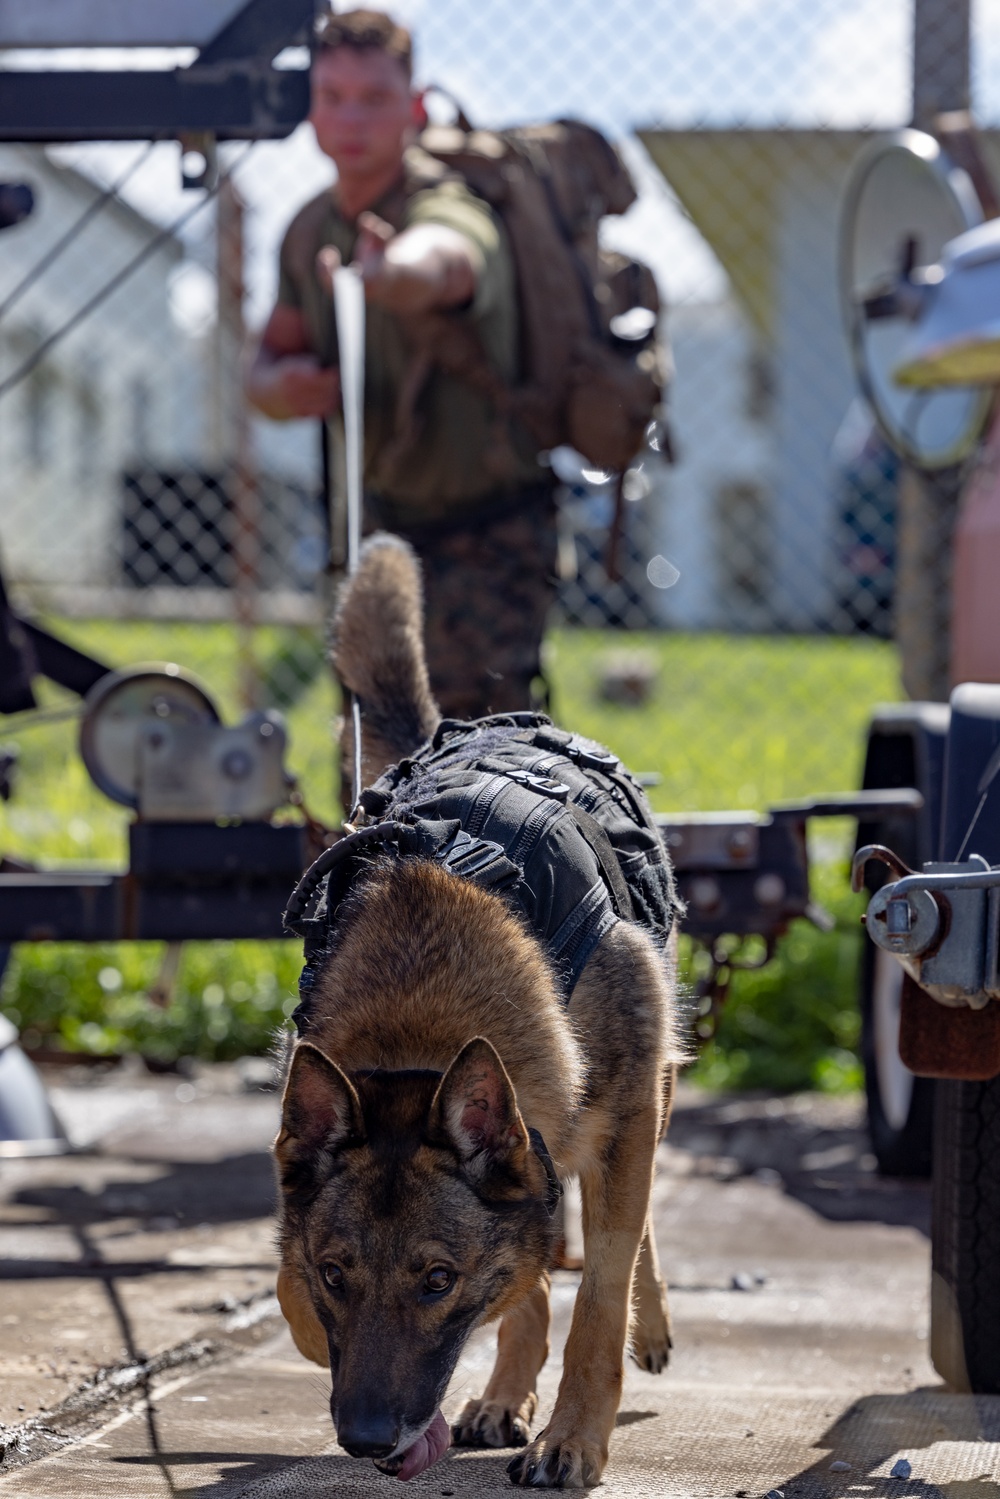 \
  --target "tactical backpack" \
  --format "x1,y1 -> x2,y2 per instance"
285,712 -> 681,1014
410,111 -> 668,476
